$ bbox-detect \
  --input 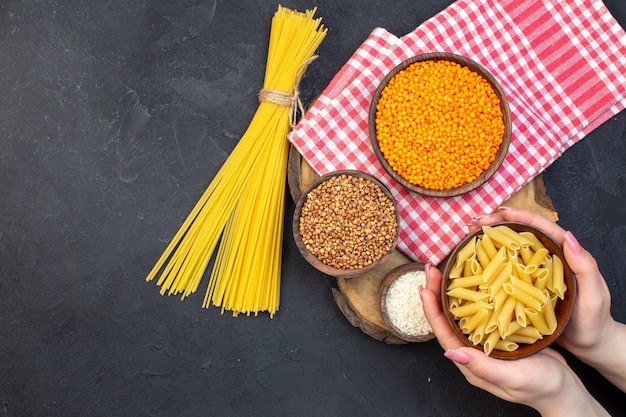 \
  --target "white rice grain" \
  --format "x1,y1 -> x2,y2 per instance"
385,270 -> 432,336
